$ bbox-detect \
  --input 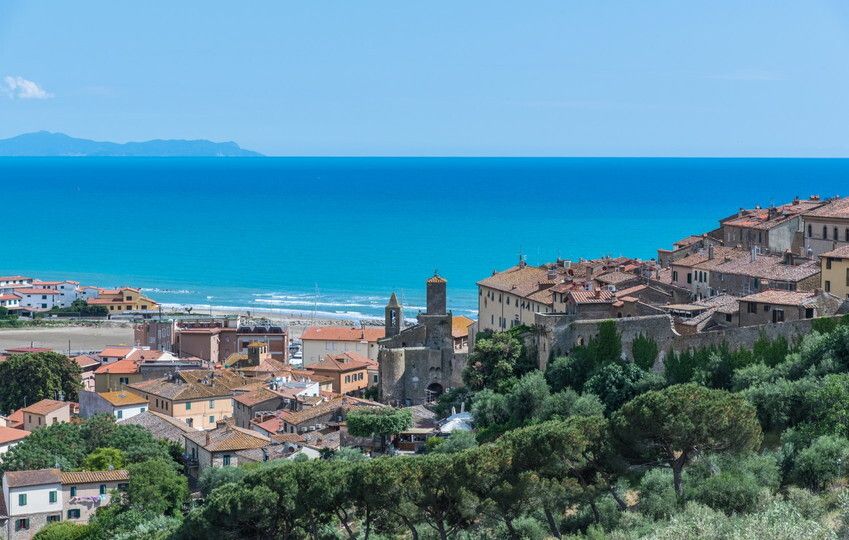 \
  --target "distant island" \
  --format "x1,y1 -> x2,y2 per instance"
0,131 -> 262,157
